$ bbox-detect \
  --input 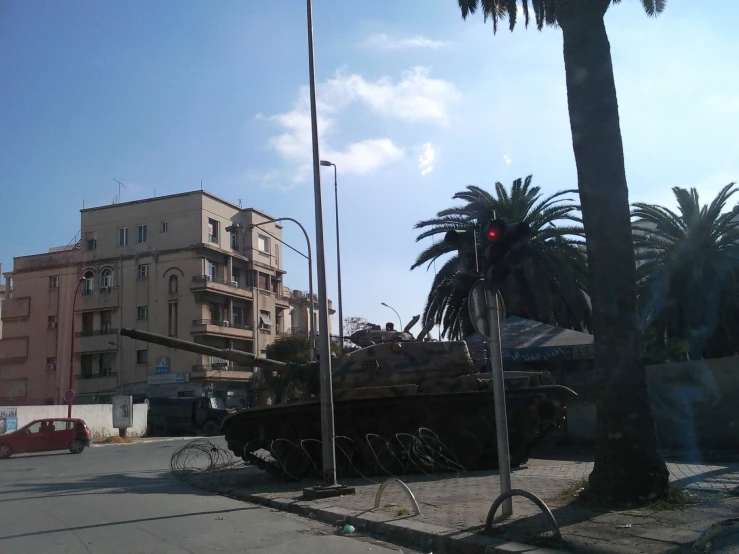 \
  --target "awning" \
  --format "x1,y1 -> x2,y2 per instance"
259,313 -> 272,326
